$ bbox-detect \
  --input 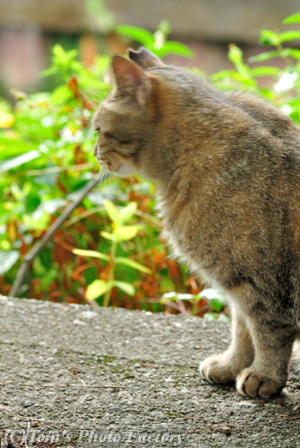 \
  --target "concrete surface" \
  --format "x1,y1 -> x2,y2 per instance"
0,295 -> 300,447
